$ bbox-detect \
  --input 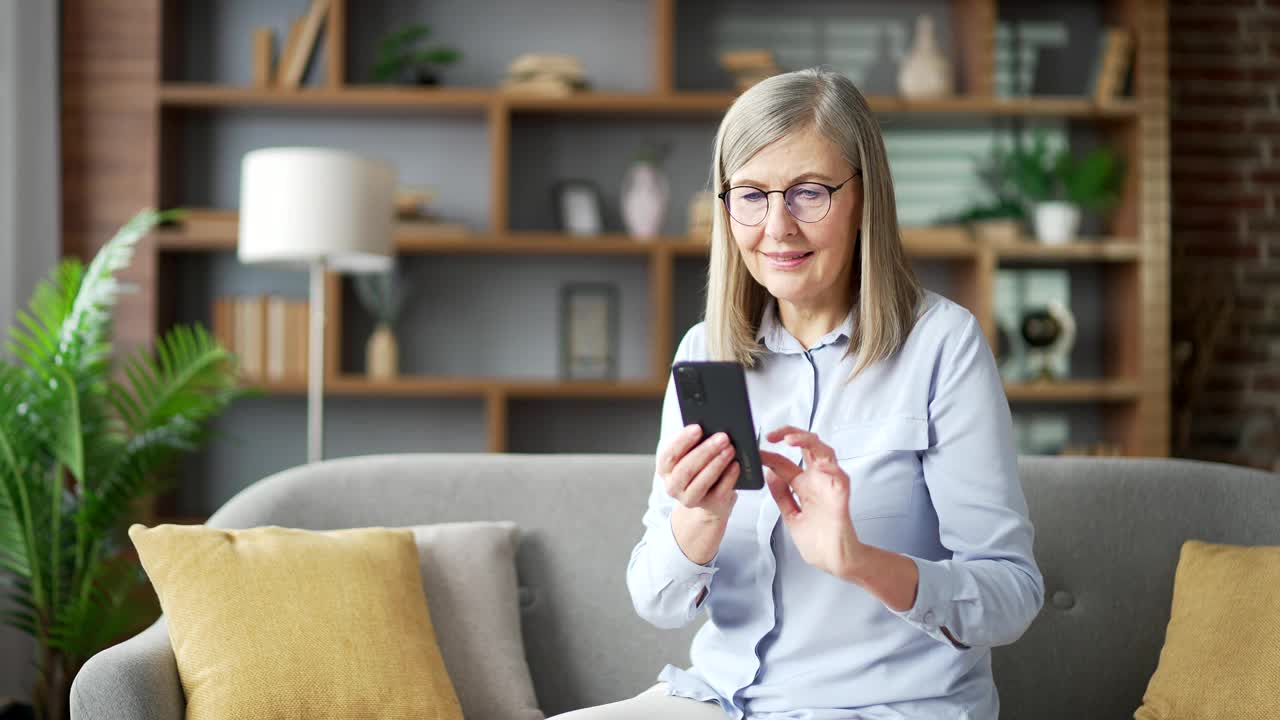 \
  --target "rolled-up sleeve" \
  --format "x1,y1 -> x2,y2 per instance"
626,328 -> 721,629
889,313 -> 1045,649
